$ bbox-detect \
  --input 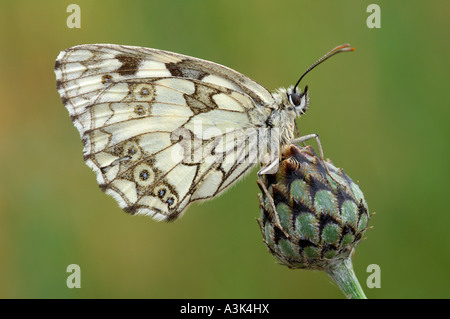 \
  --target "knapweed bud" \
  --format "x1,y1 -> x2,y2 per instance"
257,144 -> 371,298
